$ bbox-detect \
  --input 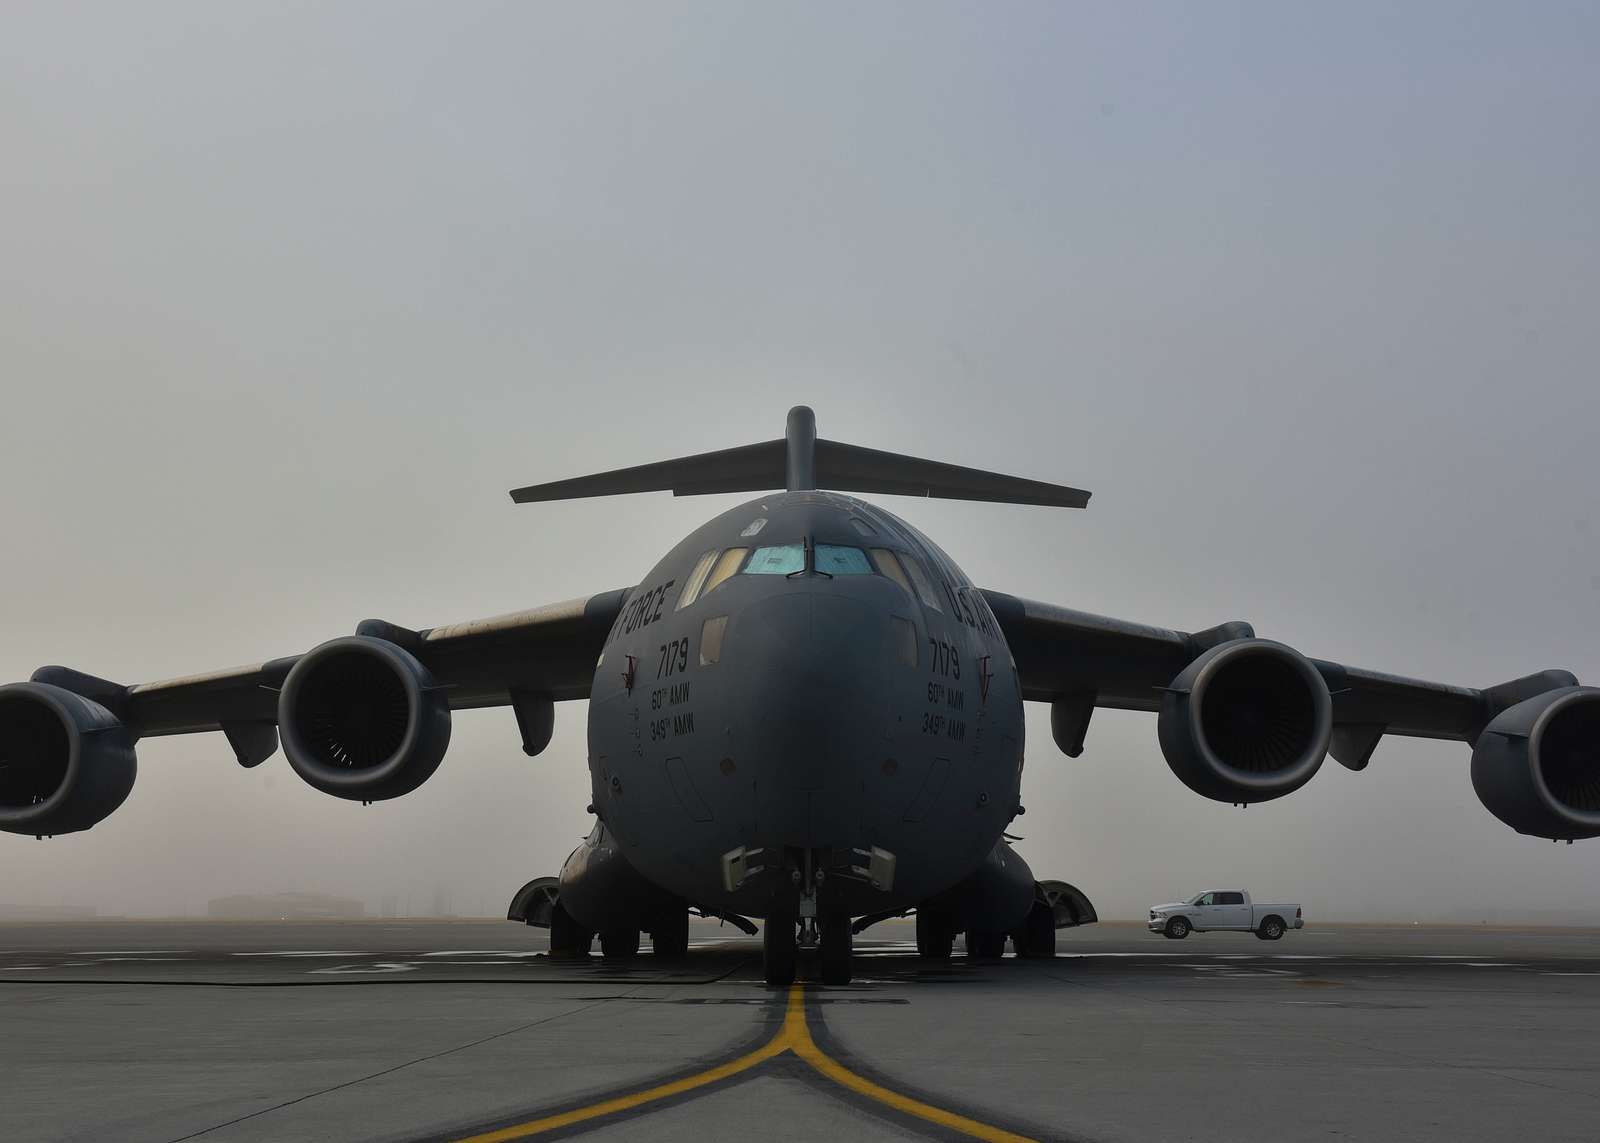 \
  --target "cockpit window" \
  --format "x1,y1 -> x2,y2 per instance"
814,544 -> 872,575
869,549 -> 912,593
743,544 -> 805,575
702,548 -> 748,595
675,550 -> 718,610
900,554 -> 944,612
